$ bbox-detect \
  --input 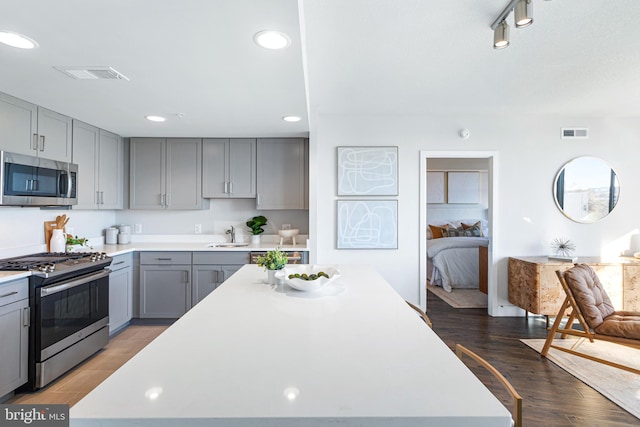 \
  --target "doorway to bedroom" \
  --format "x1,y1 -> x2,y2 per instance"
419,151 -> 498,314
